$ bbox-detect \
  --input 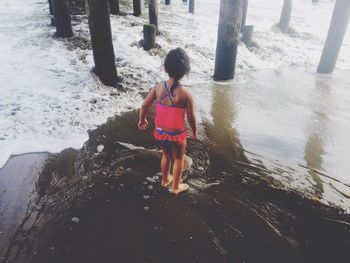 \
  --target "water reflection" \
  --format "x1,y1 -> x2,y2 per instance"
203,82 -> 248,172
303,76 -> 332,198
304,134 -> 325,197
